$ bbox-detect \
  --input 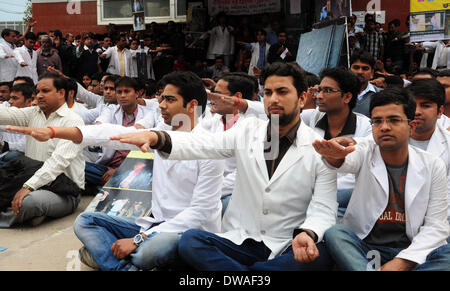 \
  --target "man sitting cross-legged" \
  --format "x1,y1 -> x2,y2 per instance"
0,72 -> 85,227
6,71 -> 224,271
313,88 -> 450,271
